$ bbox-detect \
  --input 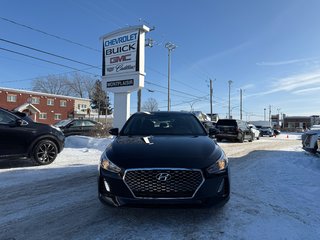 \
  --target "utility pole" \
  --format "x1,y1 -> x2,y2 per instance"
165,42 -> 176,111
269,105 -> 271,127
240,89 -> 243,120
137,89 -> 141,112
264,108 -> 266,121
210,79 -> 213,121
228,80 -> 233,119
